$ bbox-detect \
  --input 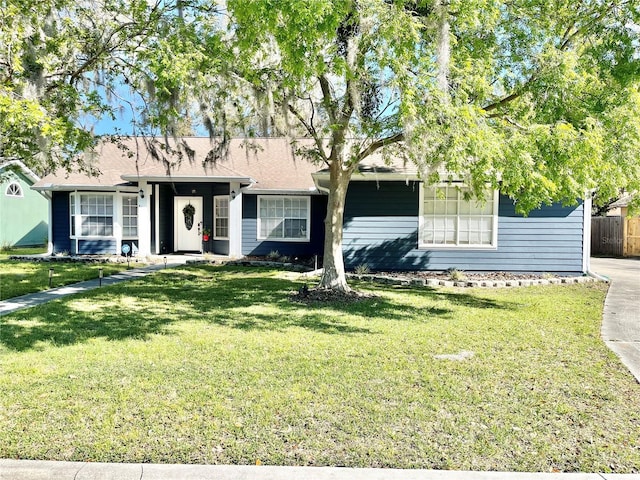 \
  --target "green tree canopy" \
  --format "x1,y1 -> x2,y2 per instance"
218,0 -> 640,289
2,0 -> 639,291
0,0 -> 215,174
